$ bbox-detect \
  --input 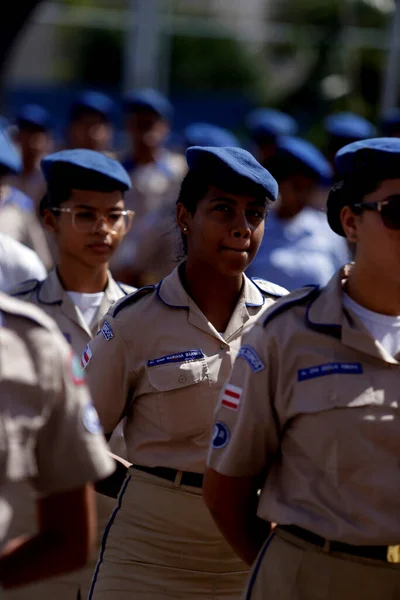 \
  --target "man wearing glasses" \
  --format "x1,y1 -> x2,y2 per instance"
8,148 -> 135,600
